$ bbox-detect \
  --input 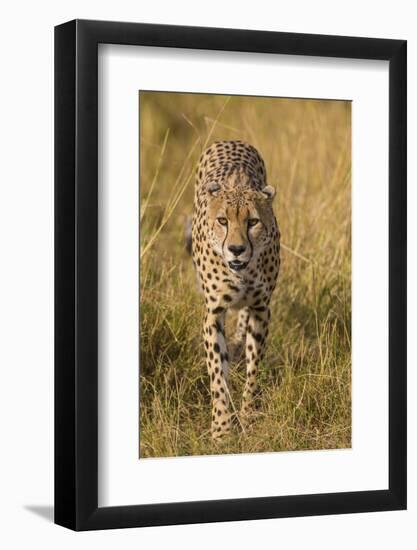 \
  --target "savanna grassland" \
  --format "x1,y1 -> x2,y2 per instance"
139,91 -> 351,458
